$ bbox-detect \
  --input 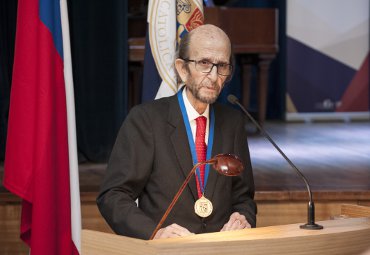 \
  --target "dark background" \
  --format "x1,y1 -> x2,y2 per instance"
0,0 -> 286,163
